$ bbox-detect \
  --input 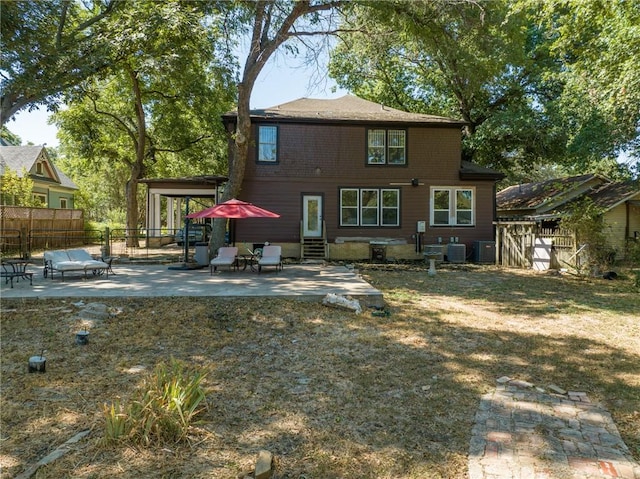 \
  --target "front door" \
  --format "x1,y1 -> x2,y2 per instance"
303,195 -> 323,237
